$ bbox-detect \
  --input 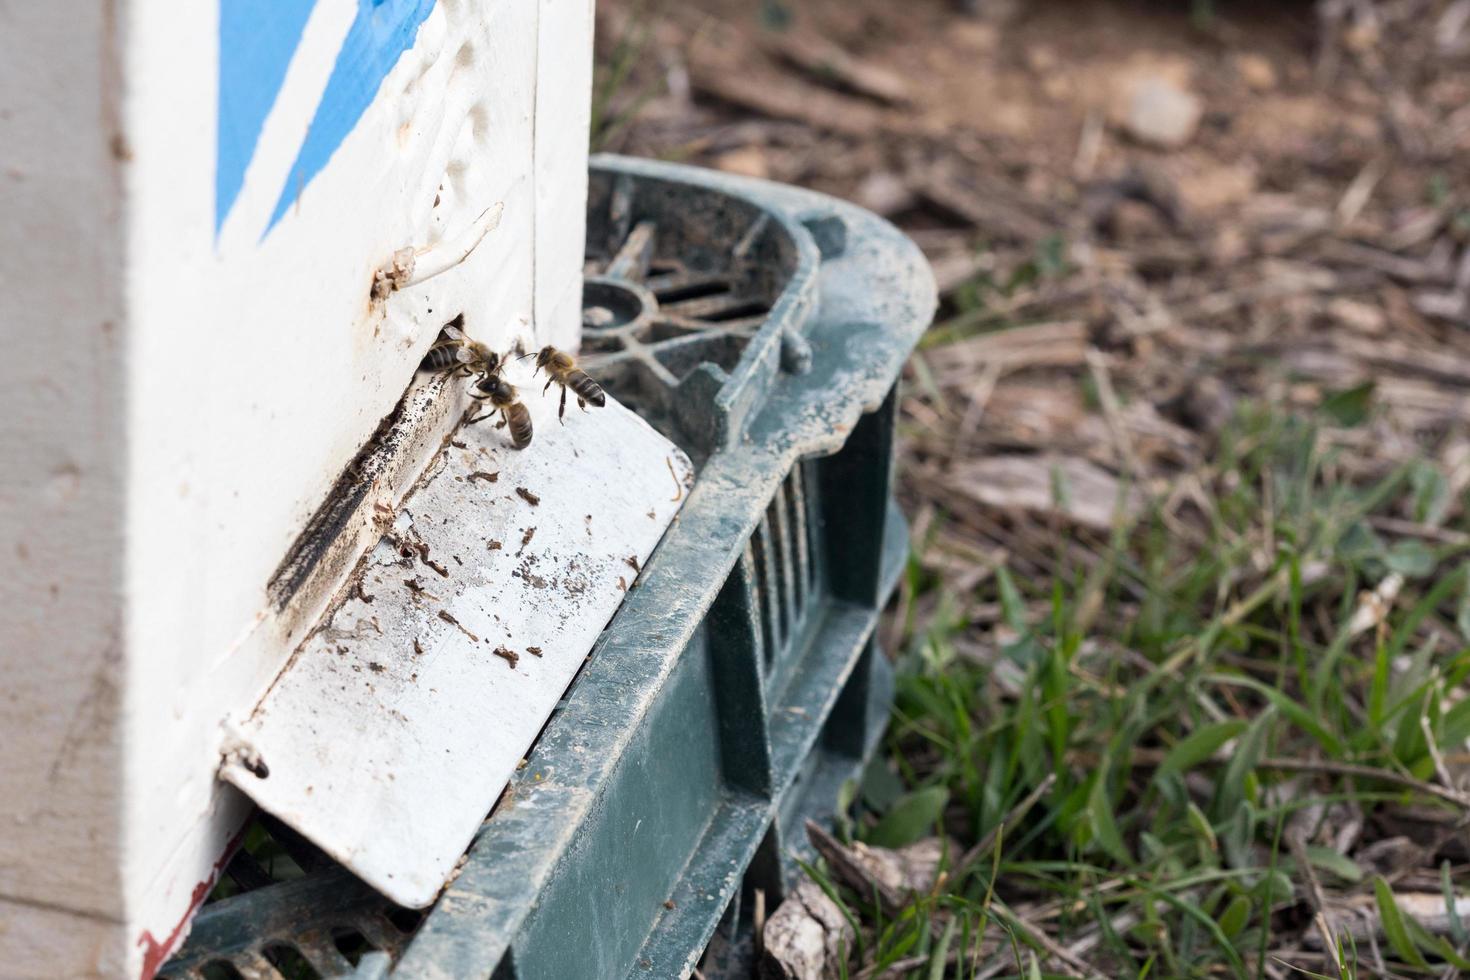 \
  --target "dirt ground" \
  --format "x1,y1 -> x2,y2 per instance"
596,0 -> 1470,679
595,0 -> 1470,976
